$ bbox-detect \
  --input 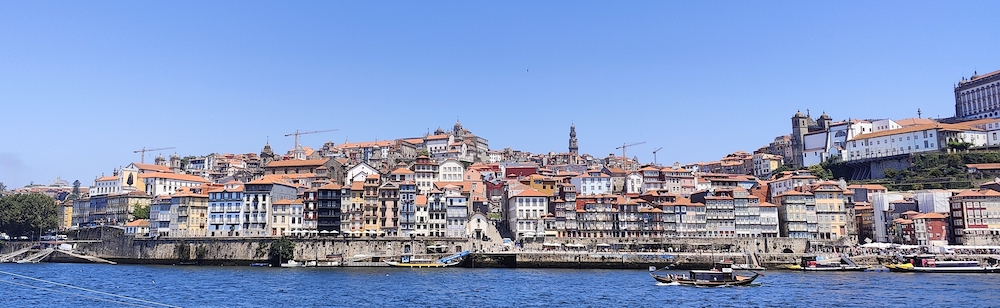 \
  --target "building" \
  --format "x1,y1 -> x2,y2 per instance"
412,156 -> 439,194
141,172 -> 211,196
810,181 -> 852,240
955,69 -> 1000,120
571,170 -> 612,196
843,123 -> 986,162
244,176 -> 298,237
948,189 -> 1000,245
105,191 -> 152,225
775,191 -> 816,239
912,212 -> 948,246
505,183 -> 549,240
207,183 -> 245,237
443,185 -> 469,238
149,196 -> 171,237
316,182 -> 343,233
377,181 -> 400,237
438,158 -> 465,182
752,153 -> 783,180
169,187 -> 209,237
124,219 -> 149,237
